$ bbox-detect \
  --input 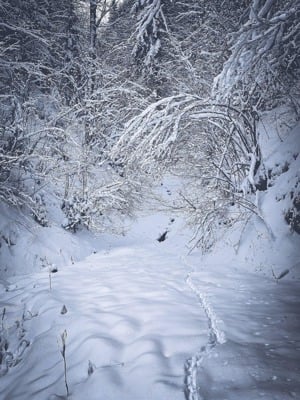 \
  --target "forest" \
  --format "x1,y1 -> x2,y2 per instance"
0,2 -> 300,399
1,0 -> 299,247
